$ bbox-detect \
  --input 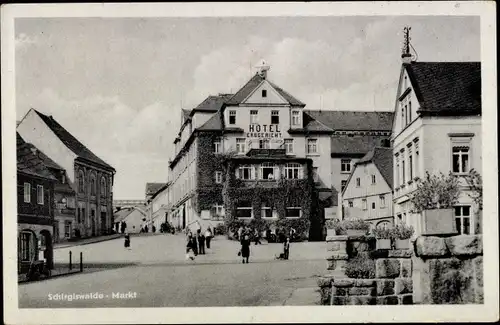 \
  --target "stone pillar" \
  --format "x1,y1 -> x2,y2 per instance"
374,249 -> 413,305
326,235 -> 348,272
